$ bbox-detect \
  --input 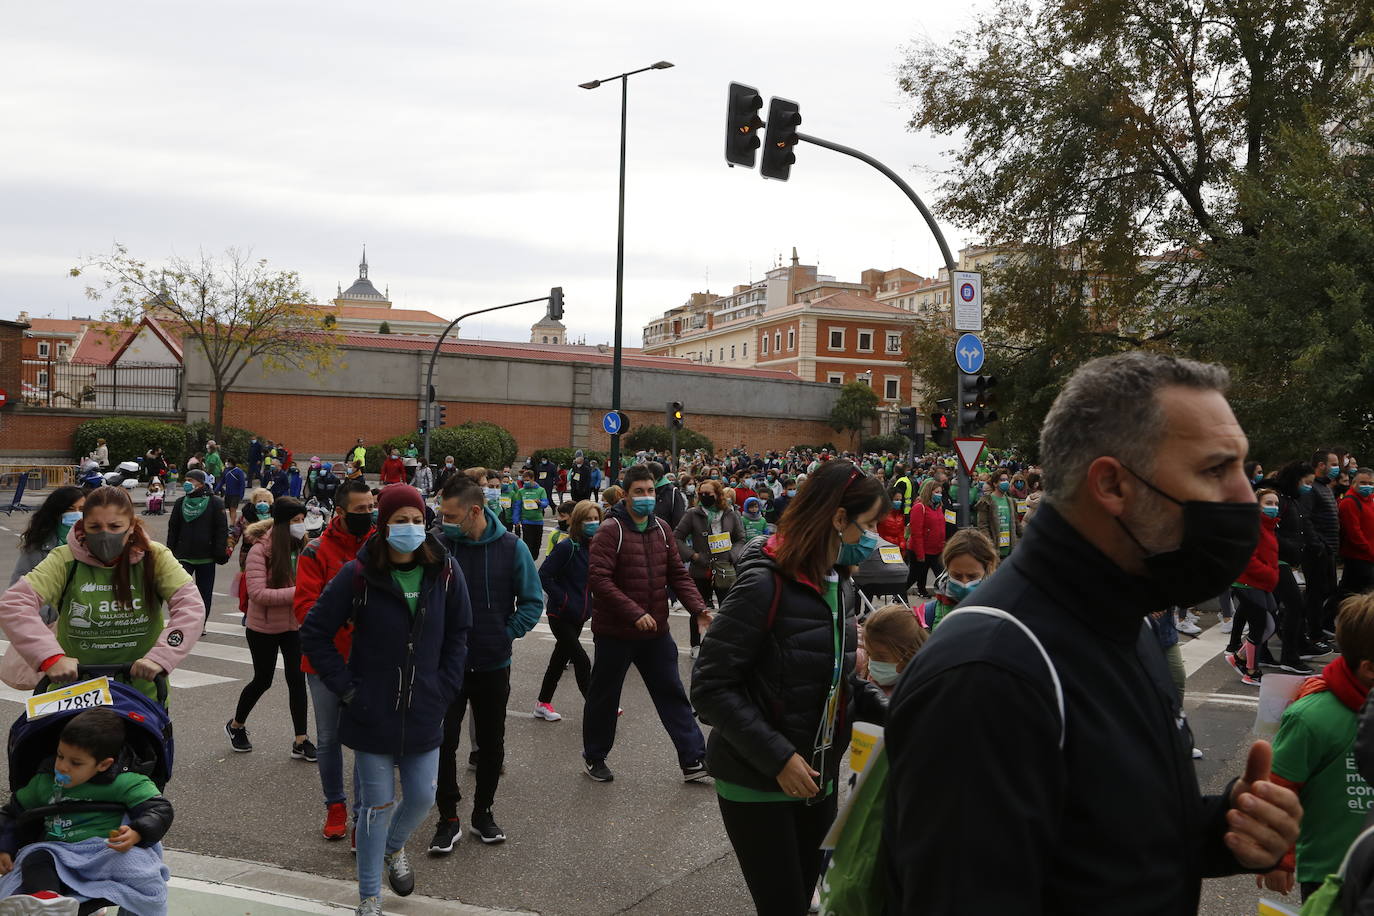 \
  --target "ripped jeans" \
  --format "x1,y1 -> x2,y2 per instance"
354,748 -> 440,899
